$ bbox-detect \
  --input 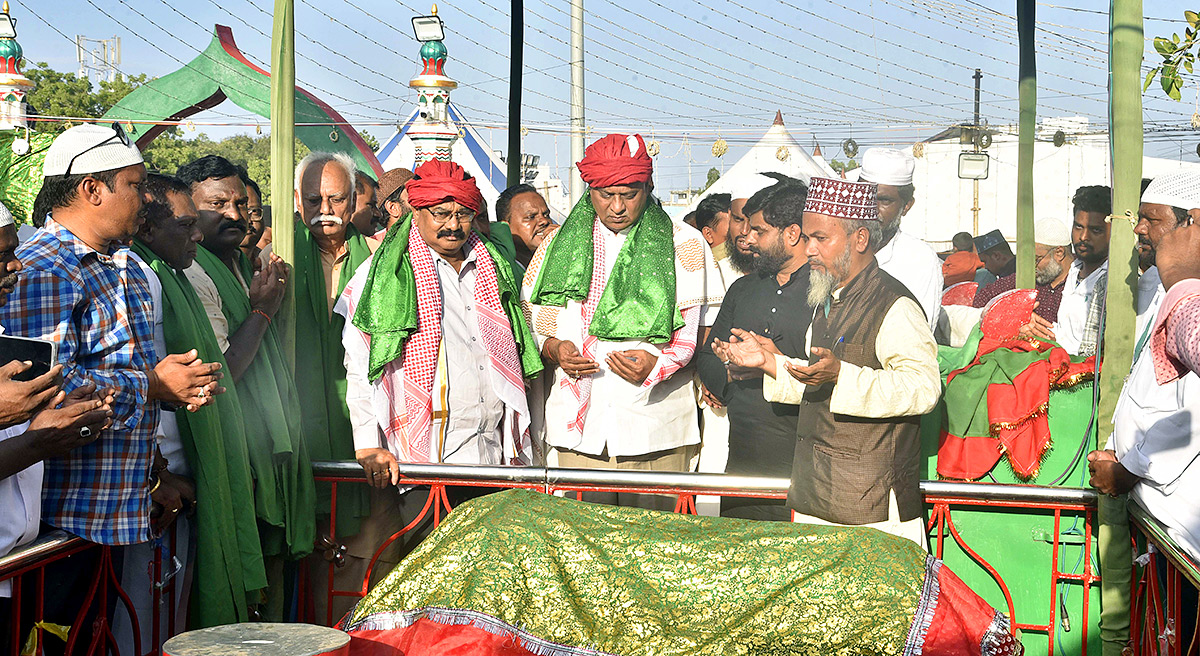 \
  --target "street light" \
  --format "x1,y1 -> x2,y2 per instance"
411,7 -> 444,43
0,5 -> 17,40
